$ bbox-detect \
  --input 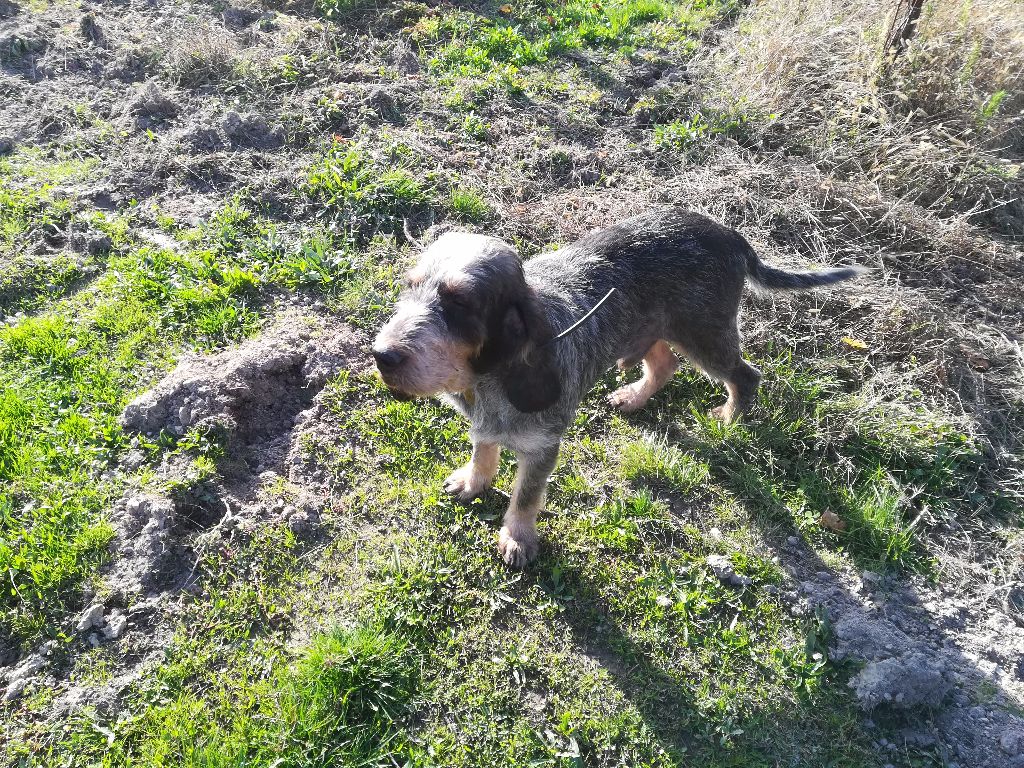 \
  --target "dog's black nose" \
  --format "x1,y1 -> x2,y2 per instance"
372,346 -> 405,371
